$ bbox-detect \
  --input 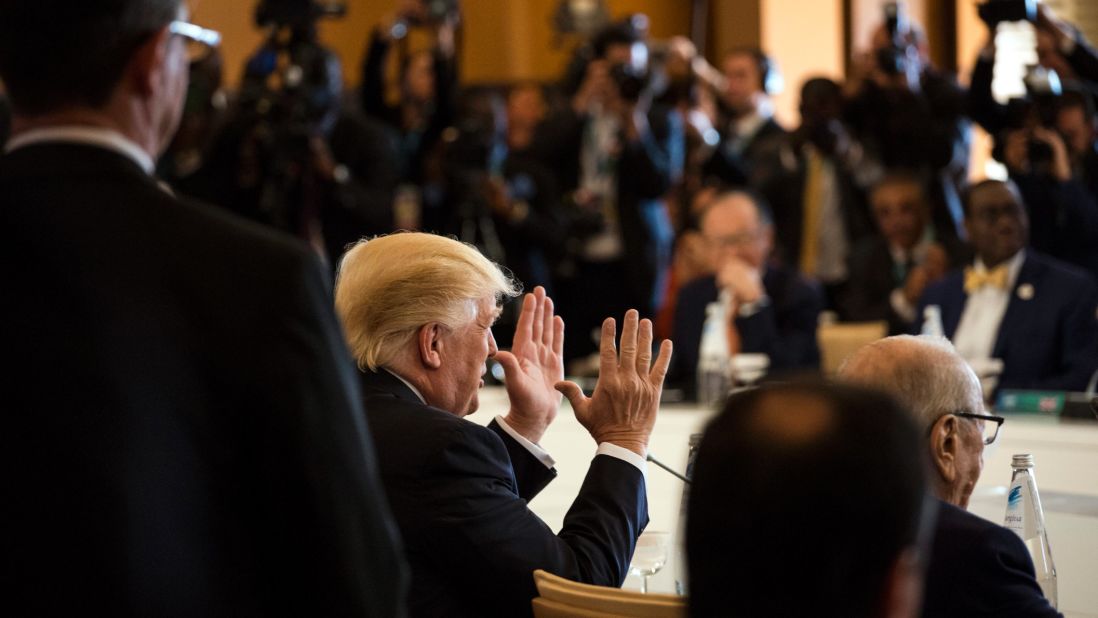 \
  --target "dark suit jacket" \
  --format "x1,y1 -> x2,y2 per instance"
669,268 -> 823,391
842,235 -> 970,335
918,251 -> 1098,393
1,143 -> 405,616
924,501 -> 1060,618
359,369 -> 648,618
